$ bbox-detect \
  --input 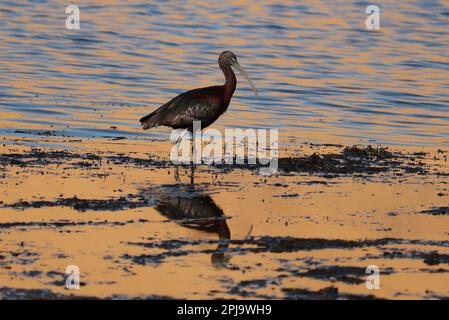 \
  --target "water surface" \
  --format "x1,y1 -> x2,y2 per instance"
1,0 -> 448,147
1,0 -> 449,300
